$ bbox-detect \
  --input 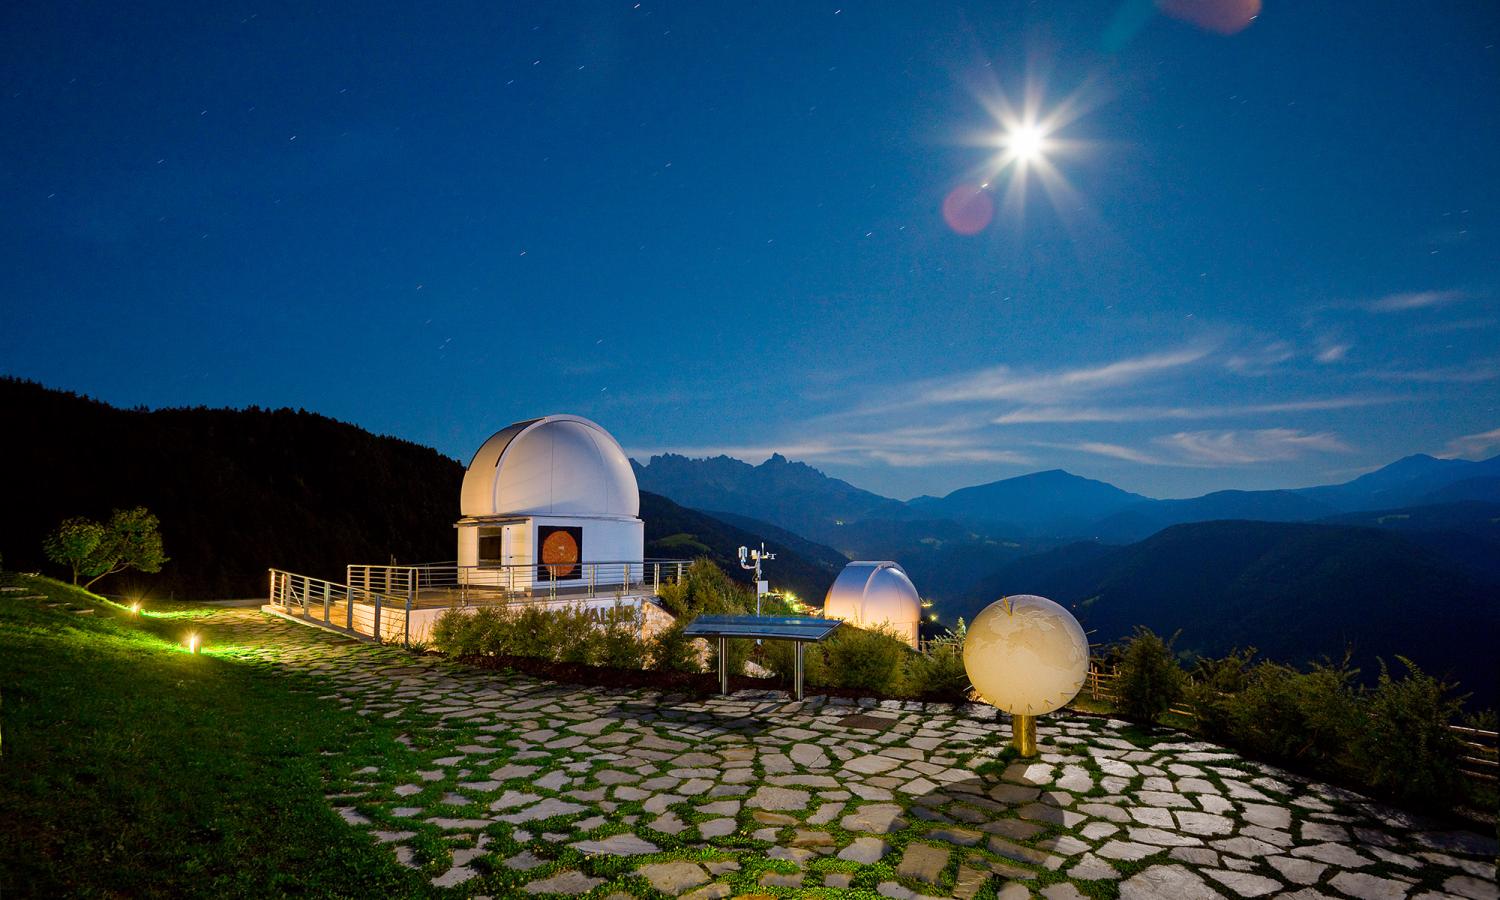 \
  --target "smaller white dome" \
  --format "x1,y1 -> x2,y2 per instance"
823,561 -> 921,647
